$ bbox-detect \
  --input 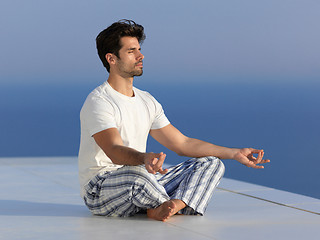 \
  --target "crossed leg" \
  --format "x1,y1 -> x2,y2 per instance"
84,157 -> 224,220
